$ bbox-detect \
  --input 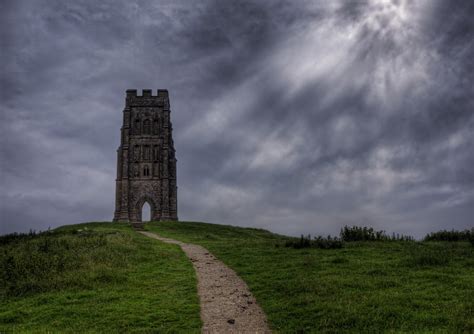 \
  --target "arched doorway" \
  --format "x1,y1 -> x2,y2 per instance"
142,202 -> 151,222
